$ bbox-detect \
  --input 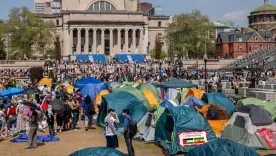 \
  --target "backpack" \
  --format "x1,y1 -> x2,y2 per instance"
128,118 -> 138,137
88,103 -> 96,115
